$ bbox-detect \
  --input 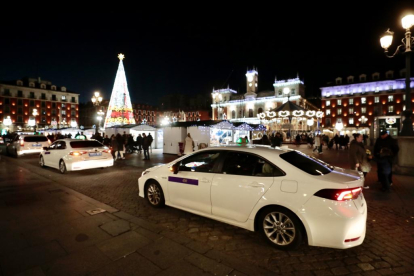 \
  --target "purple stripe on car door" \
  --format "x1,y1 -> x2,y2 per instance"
168,176 -> 198,186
